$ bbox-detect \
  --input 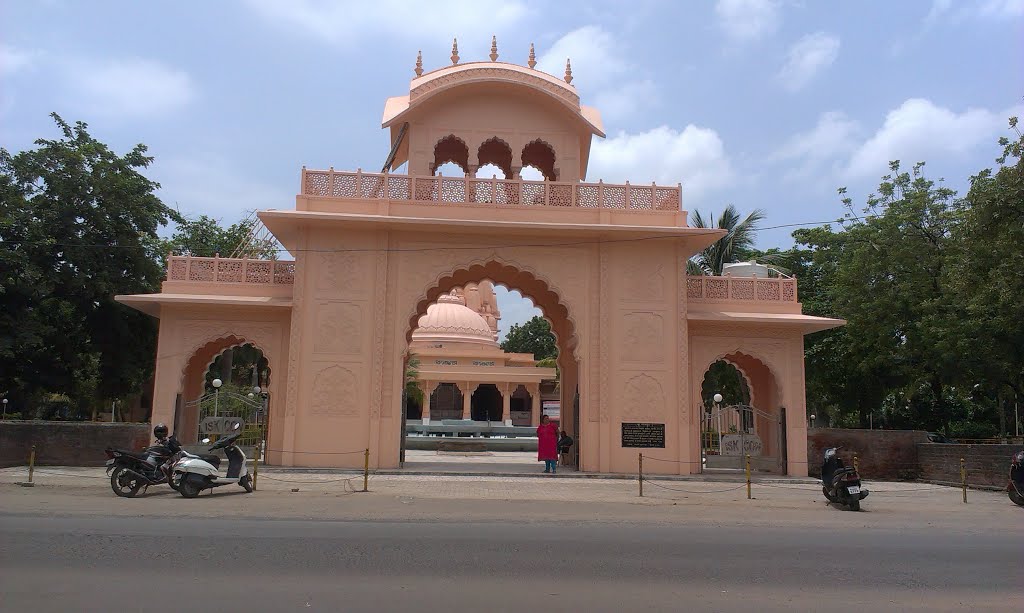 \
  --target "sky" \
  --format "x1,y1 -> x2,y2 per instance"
3,0 -> 1022,338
